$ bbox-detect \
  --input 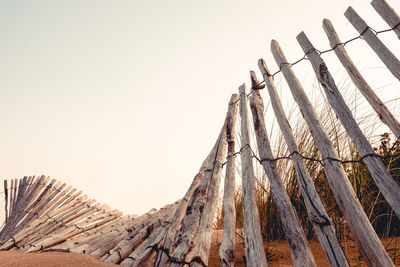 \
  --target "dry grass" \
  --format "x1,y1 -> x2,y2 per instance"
208,230 -> 400,266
